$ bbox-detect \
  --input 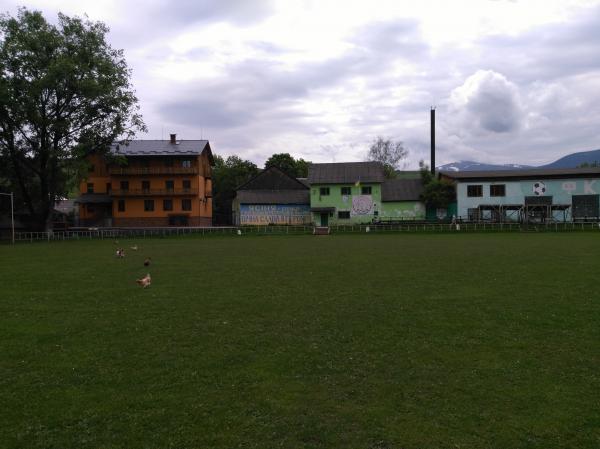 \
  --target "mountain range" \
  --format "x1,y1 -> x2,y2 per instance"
438,148 -> 600,171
